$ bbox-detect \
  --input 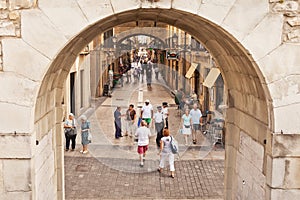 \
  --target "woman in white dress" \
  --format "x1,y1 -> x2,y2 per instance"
181,109 -> 192,145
